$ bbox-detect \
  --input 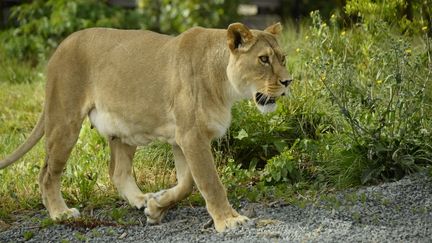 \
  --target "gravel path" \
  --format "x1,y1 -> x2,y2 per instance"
1,172 -> 431,242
